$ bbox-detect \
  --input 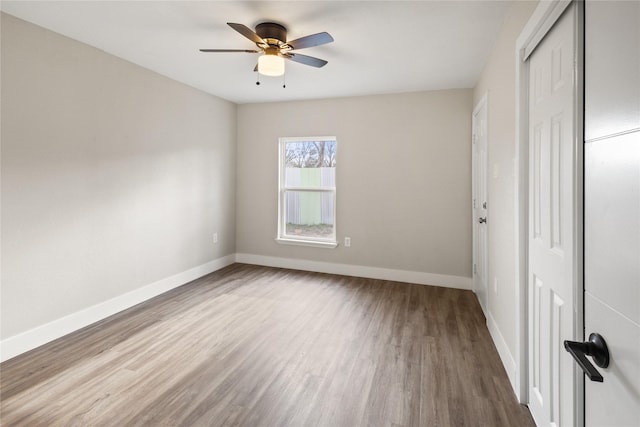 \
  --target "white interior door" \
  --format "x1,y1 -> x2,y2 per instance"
472,96 -> 488,315
527,5 -> 577,426
582,1 -> 640,425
